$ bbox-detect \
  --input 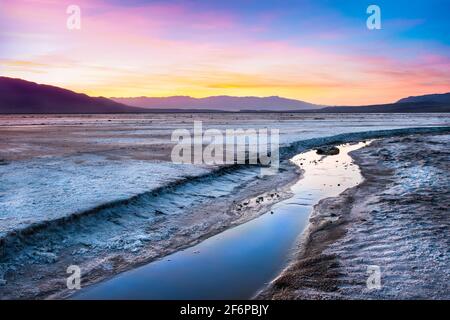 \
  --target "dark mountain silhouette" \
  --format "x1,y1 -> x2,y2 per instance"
396,92 -> 450,104
1,77 -> 449,113
0,77 -> 144,114
111,95 -> 322,111
319,92 -> 450,113
317,101 -> 450,113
